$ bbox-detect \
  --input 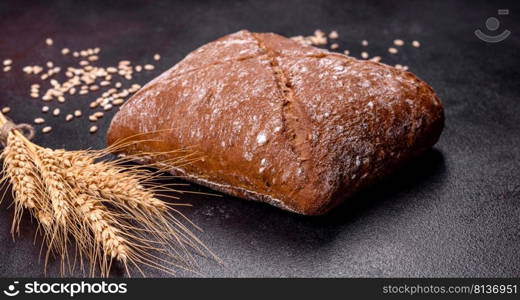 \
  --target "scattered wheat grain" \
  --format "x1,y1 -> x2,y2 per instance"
112,99 -> 125,106
393,39 -> 404,46
23,66 -> 33,74
370,56 -> 382,62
